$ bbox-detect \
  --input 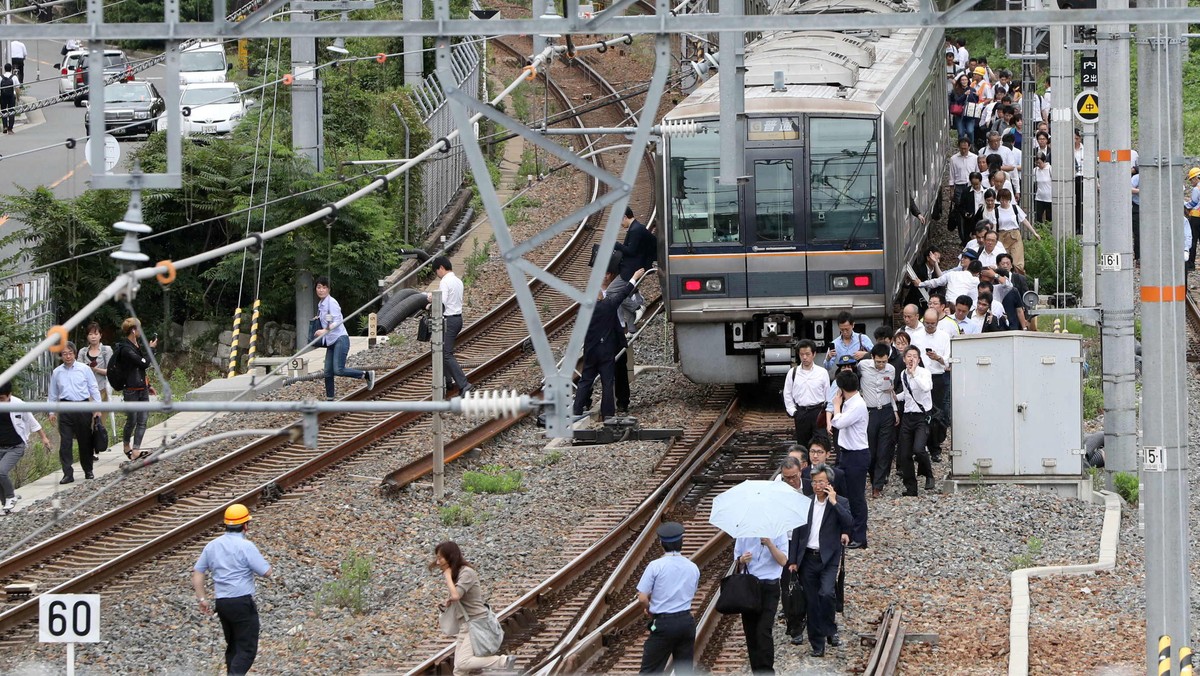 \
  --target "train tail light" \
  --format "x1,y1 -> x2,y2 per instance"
684,279 -> 701,292
853,274 -> 871,288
